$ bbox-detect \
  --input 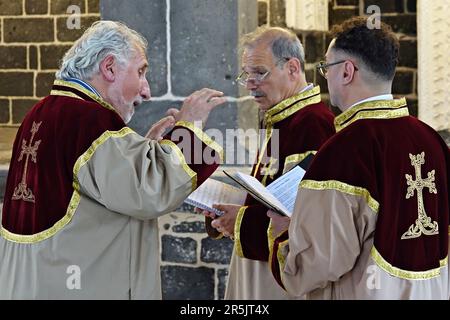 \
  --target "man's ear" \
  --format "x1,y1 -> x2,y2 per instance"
287,58 -> 301,79
342,60 -> 356,85
99,55 -> 116,82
